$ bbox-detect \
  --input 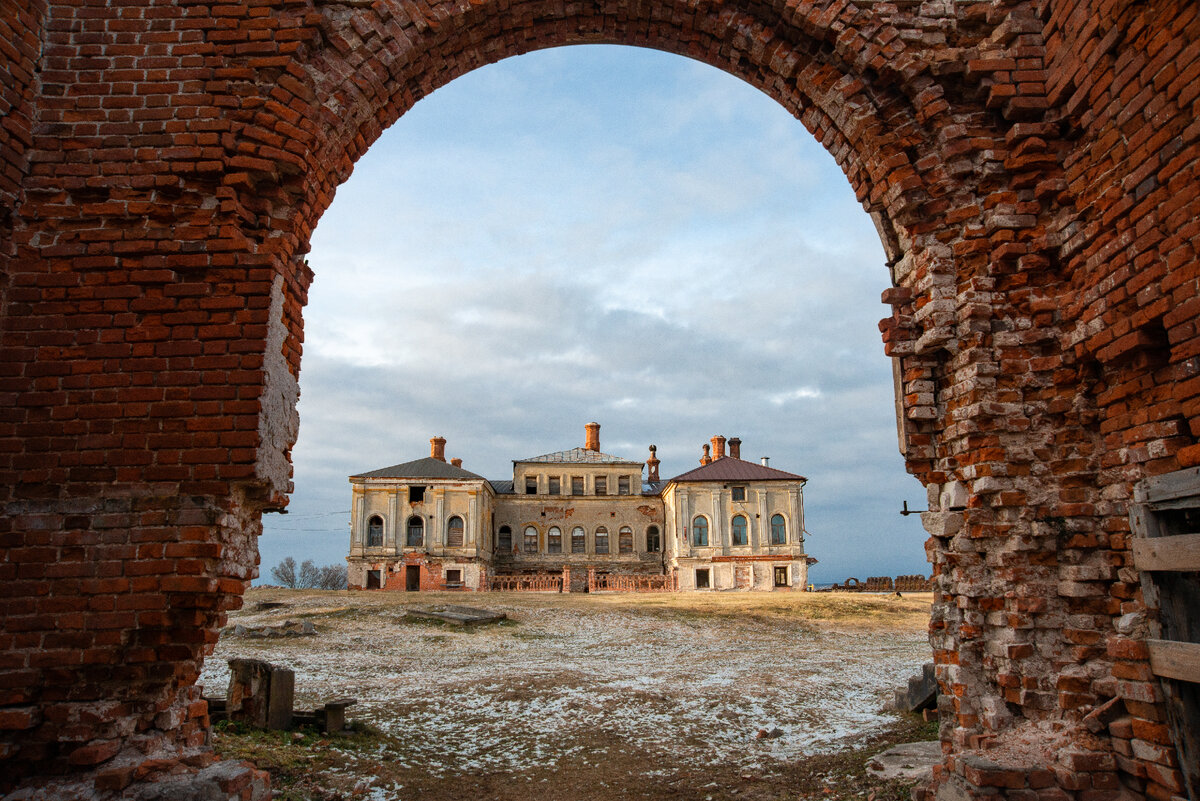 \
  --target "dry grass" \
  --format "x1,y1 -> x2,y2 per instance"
207,588 -> 935,801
